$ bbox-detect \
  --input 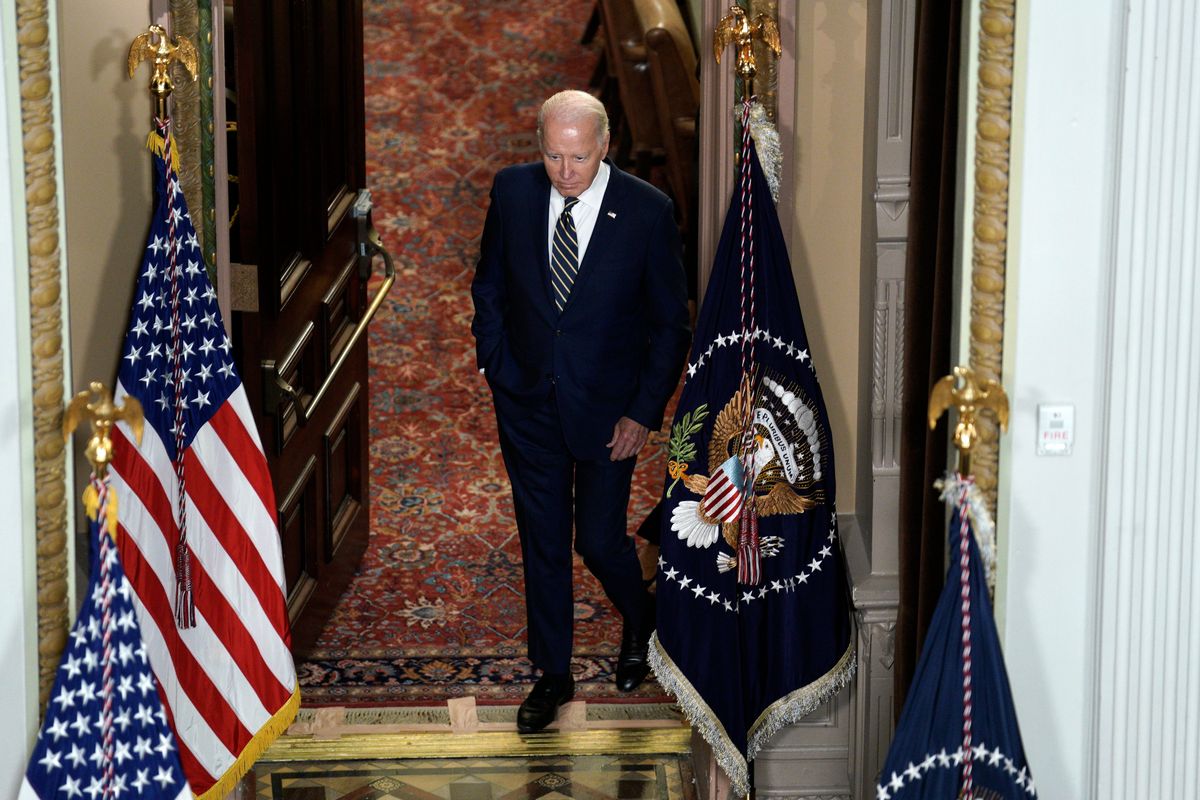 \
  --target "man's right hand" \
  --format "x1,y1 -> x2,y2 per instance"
607,417 -> 649,461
